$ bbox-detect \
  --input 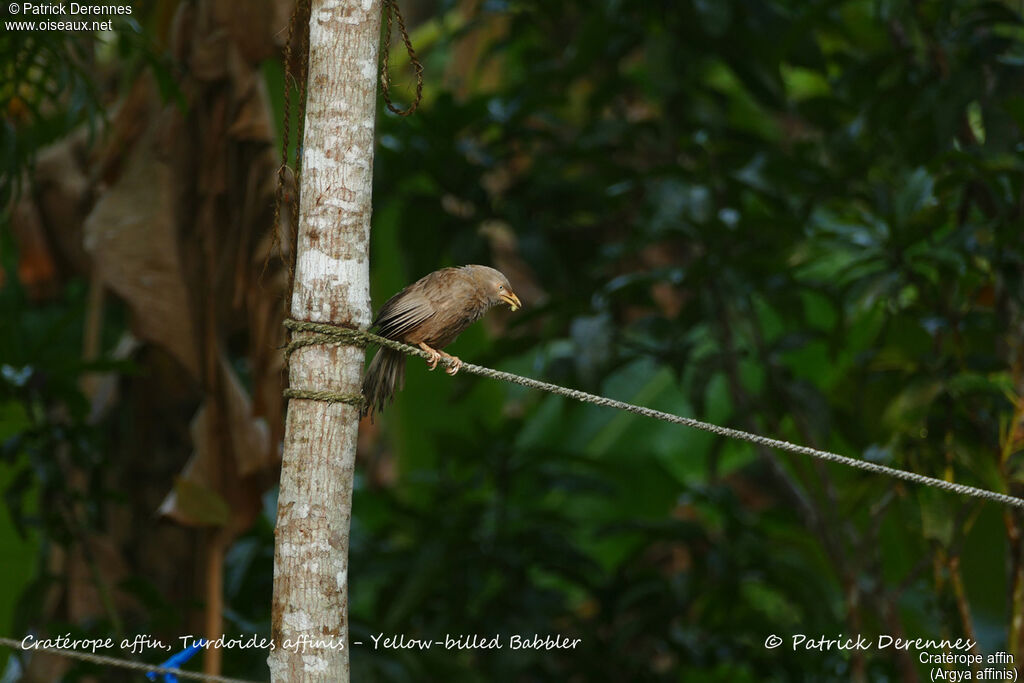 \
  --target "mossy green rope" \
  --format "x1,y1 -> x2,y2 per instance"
283,319 -> 369,408
283,318 -> 432,361
282,388 -> 364,406
281,319 -> 438,408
